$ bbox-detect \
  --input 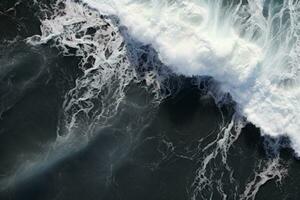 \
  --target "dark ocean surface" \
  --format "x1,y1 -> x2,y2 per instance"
0,1 -> 300,200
